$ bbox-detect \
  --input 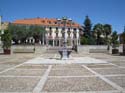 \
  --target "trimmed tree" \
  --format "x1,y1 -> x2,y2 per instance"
93,24 -> 104,45
83,16 -> 92,37
121,30 -> 125,54
29,25 -> 46,43
103,24 -> 112,50
111,31 -> 119,54
1,30 -> 12,54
